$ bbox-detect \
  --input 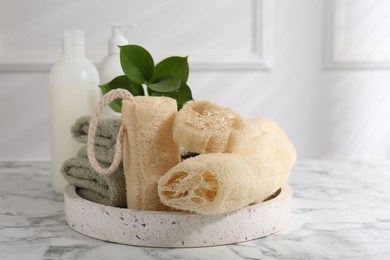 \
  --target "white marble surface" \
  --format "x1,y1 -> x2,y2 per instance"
0,160 -> 389,260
